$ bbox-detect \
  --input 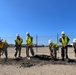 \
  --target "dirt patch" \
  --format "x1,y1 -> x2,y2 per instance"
0,55 -> 76,68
